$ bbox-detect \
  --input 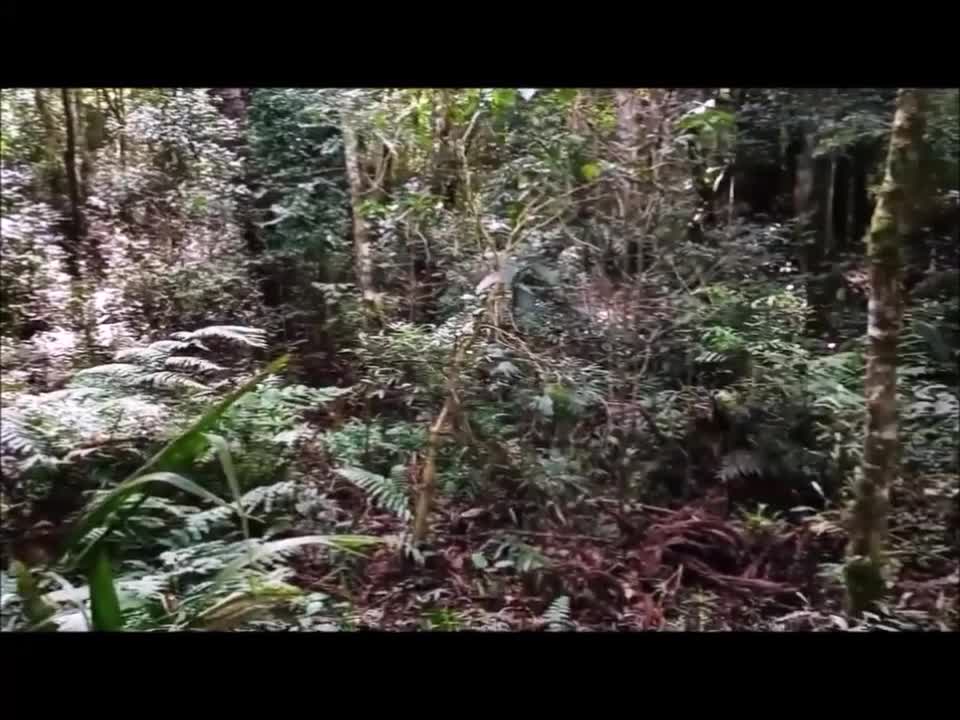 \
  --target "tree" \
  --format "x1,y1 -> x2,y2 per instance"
845,88 -> 929,614
341,116 -> 378,318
